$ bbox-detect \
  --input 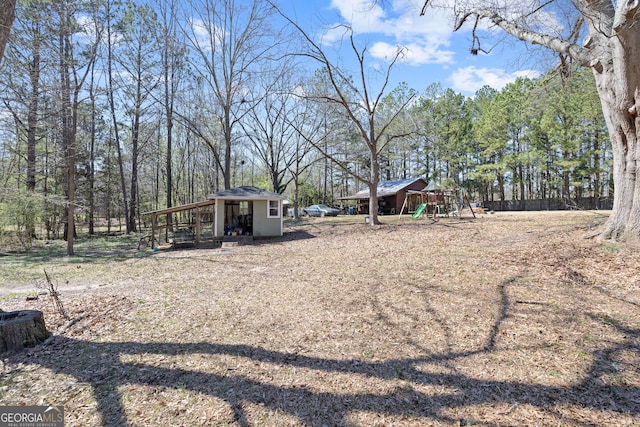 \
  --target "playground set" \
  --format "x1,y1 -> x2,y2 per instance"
399,184 -> 477,219
339,178 -> 481,218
